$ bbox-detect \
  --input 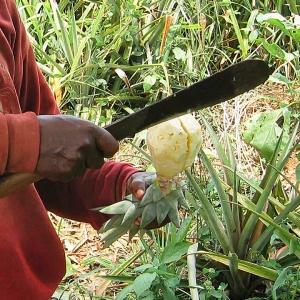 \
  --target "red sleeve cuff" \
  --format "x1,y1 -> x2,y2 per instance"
5,112 -> 40,173
0,113 -> 9,174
